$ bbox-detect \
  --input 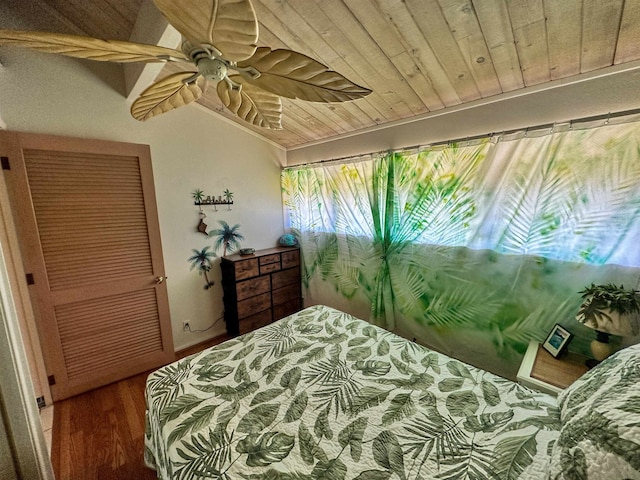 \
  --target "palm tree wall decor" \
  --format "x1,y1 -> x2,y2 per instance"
210,221 -> 244,256
187,246 -> 217,289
